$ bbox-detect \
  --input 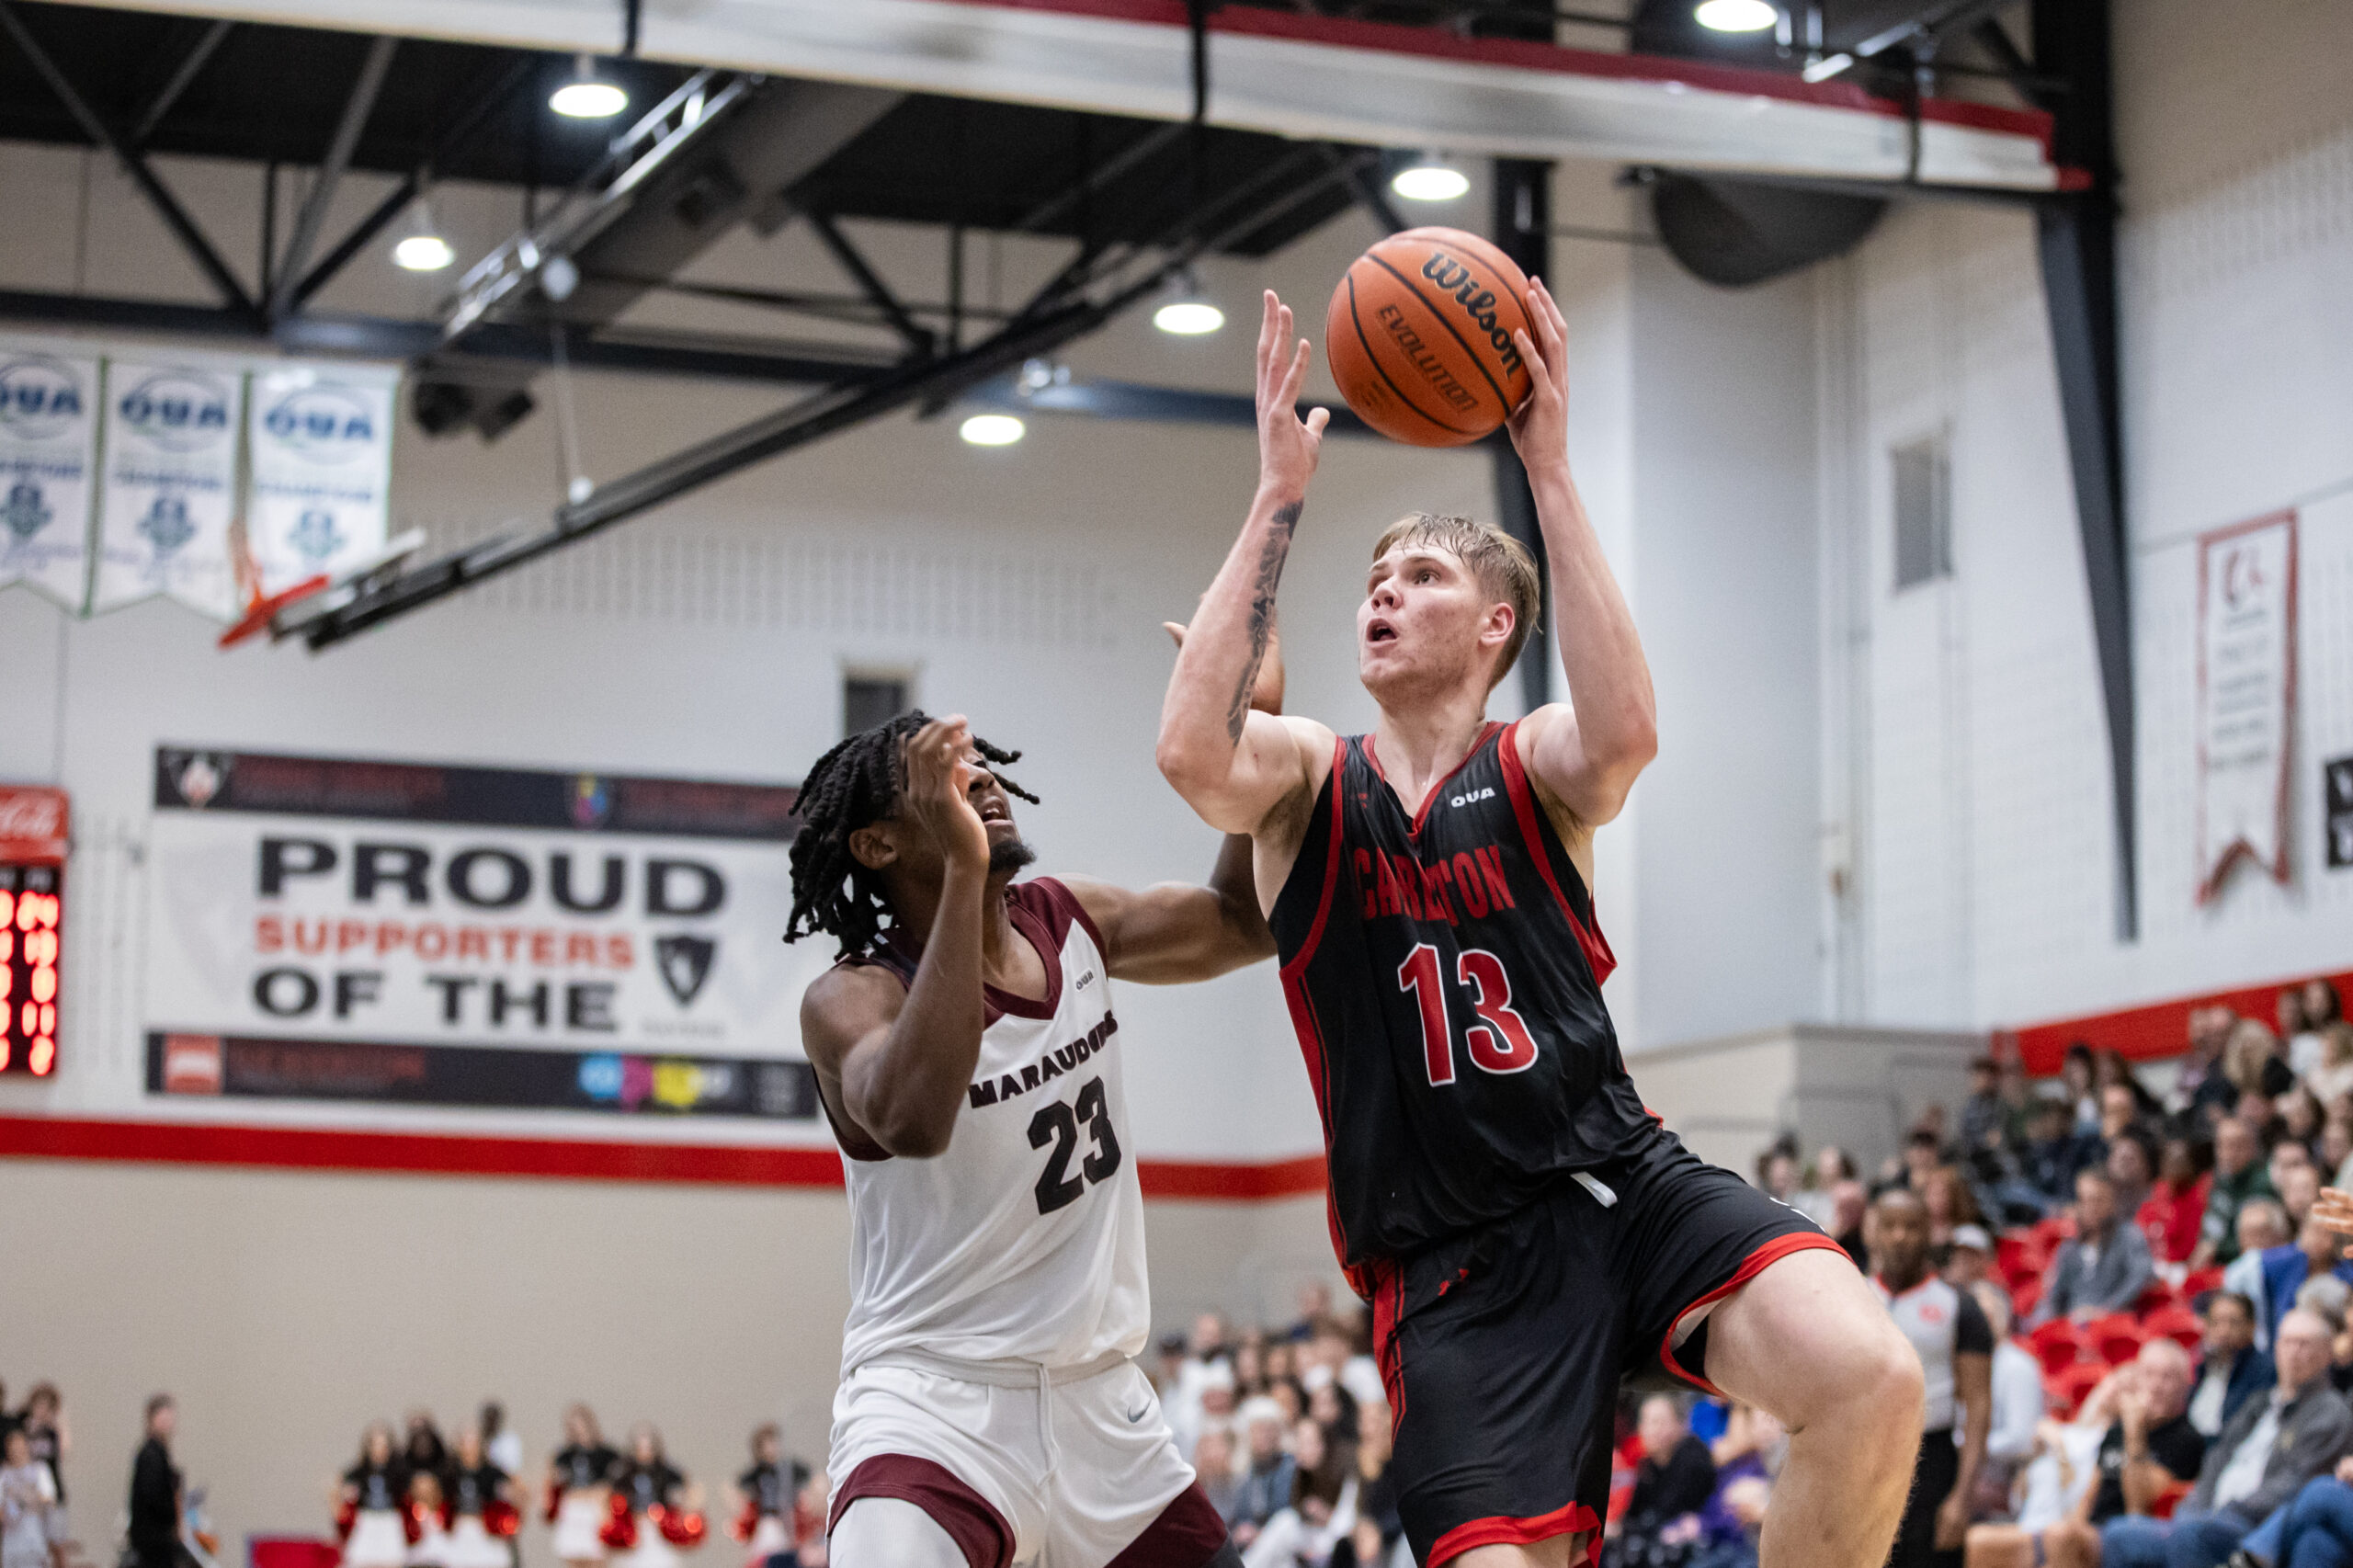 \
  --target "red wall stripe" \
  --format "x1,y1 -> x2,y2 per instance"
0,1114 -> 1326,1200
2010,968 -> 2353,1075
